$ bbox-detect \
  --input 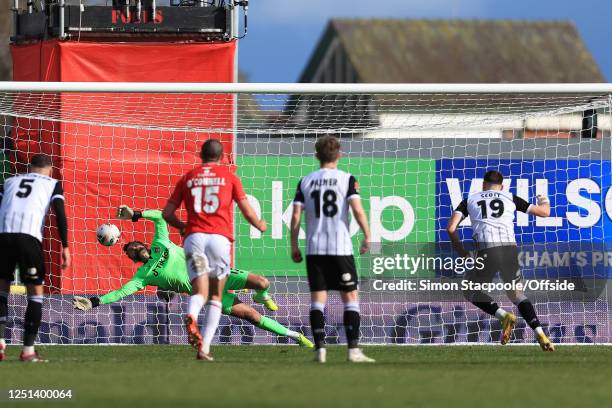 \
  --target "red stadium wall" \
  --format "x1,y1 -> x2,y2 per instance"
11,39 -> 236,293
